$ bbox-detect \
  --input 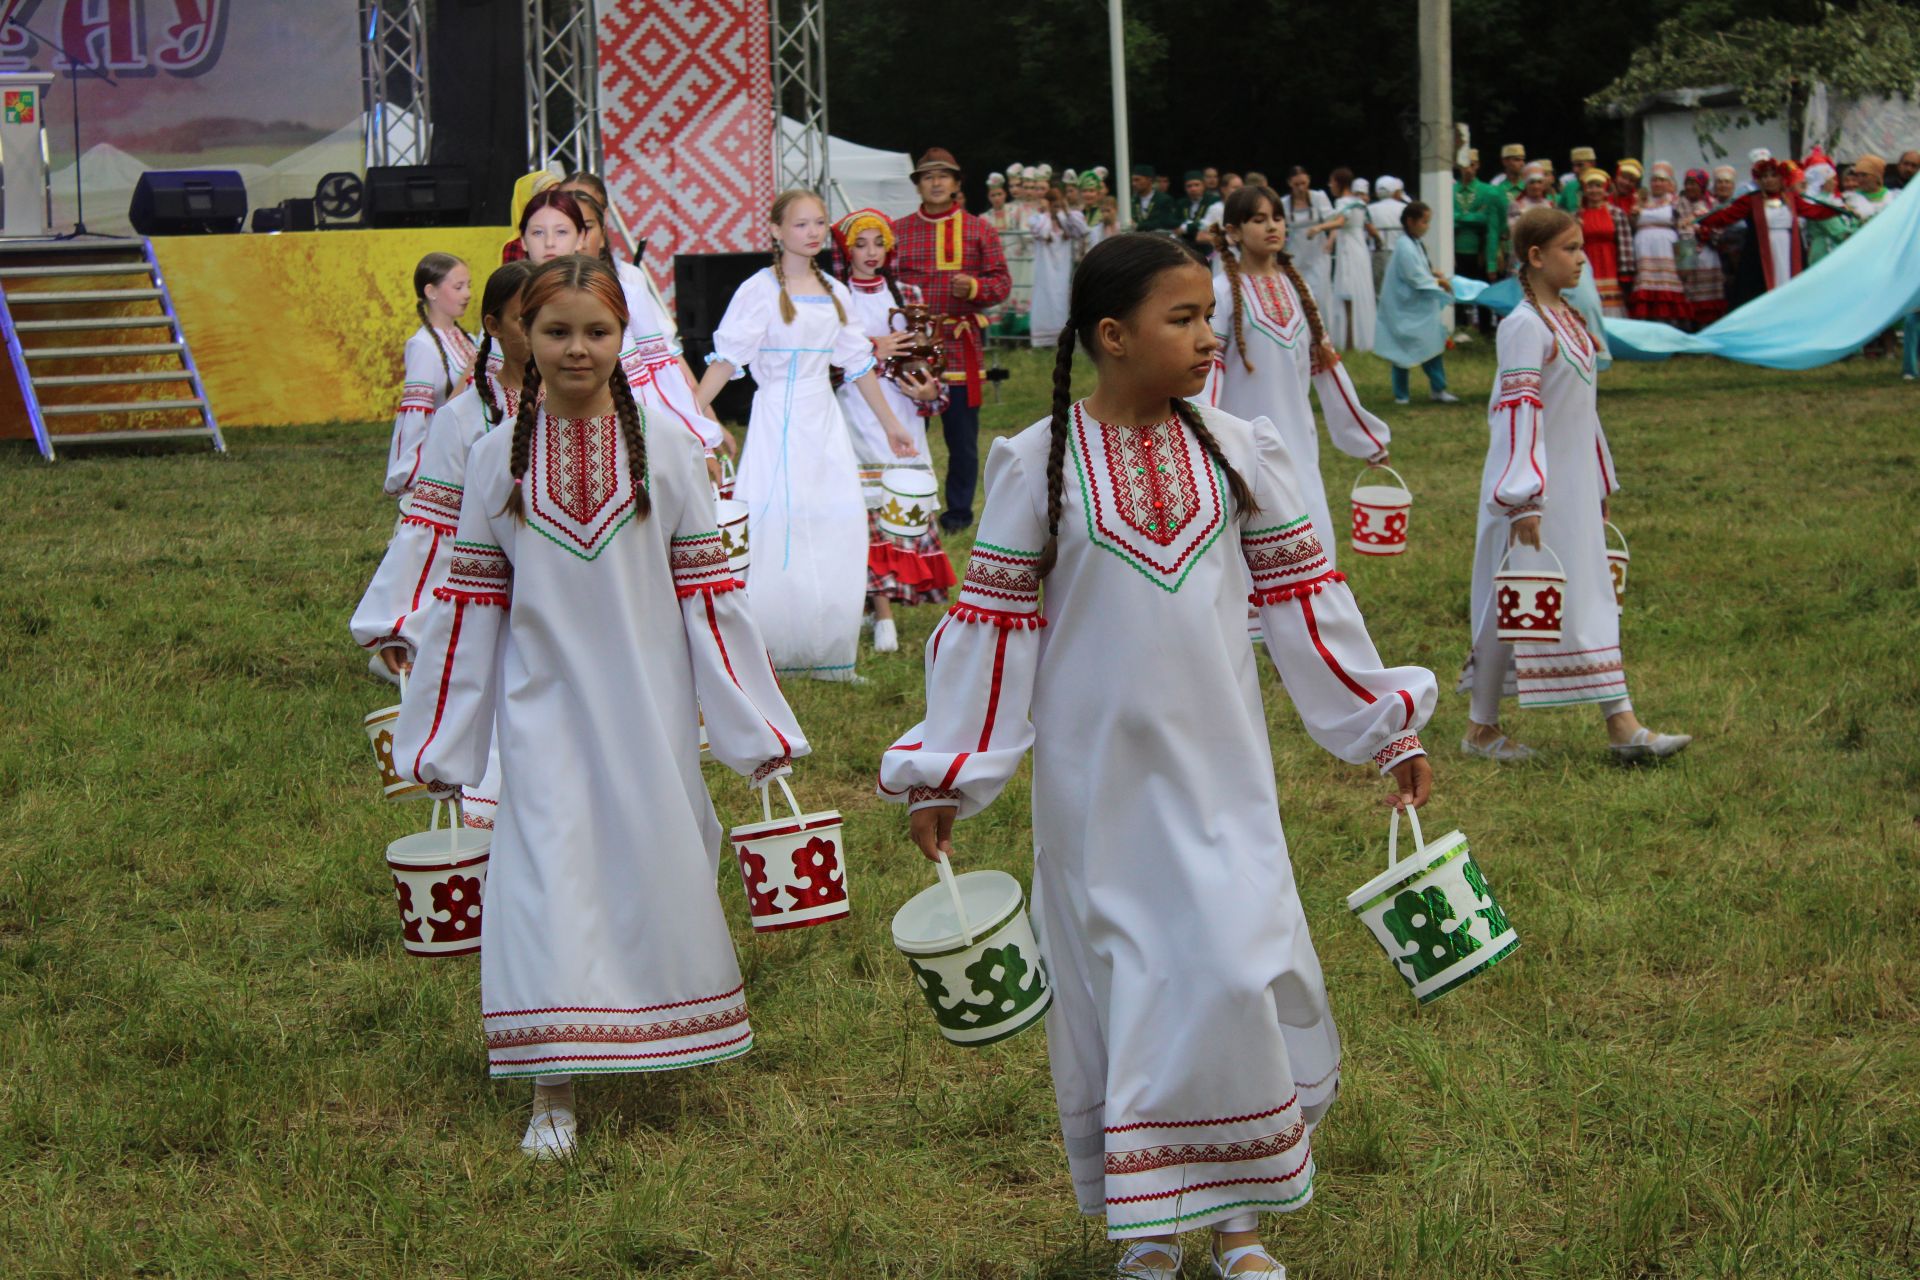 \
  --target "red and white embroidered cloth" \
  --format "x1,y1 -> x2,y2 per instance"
393,412 -> 806,1078
385,325 -> 477,498
878,405 -> 1434,1237
1462,303 -> 1628,707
